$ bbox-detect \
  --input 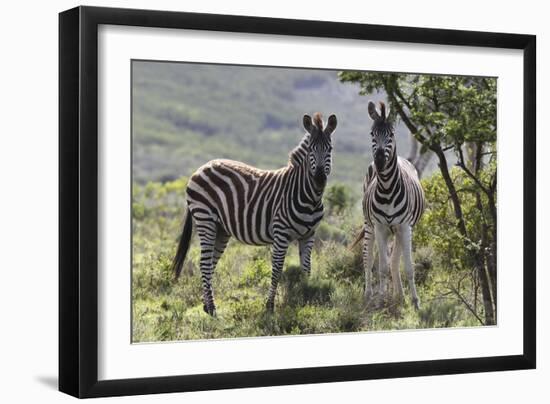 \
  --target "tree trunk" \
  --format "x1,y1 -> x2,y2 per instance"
478,255 -> 495,325
488,186 -> 497,313
475,191 -> 496,325
473,142 -> 497,323
433,146 -> 468,237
